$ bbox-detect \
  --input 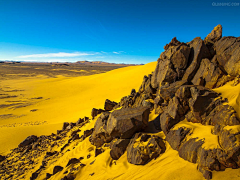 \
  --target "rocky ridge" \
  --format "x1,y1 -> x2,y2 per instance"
1,25 -> 240,180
